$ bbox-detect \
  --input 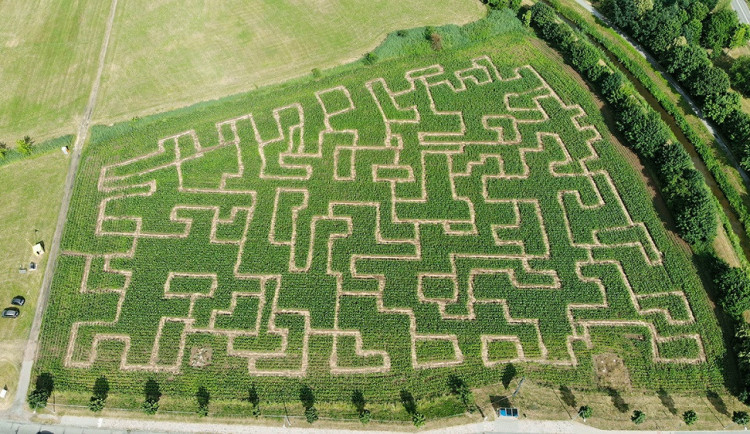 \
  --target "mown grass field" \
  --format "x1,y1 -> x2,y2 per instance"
32,12 -> 729,417
0,151 -> 69,409
93,0 -> 484,126
0,0 -> 111,144
0,0 -> 483,144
